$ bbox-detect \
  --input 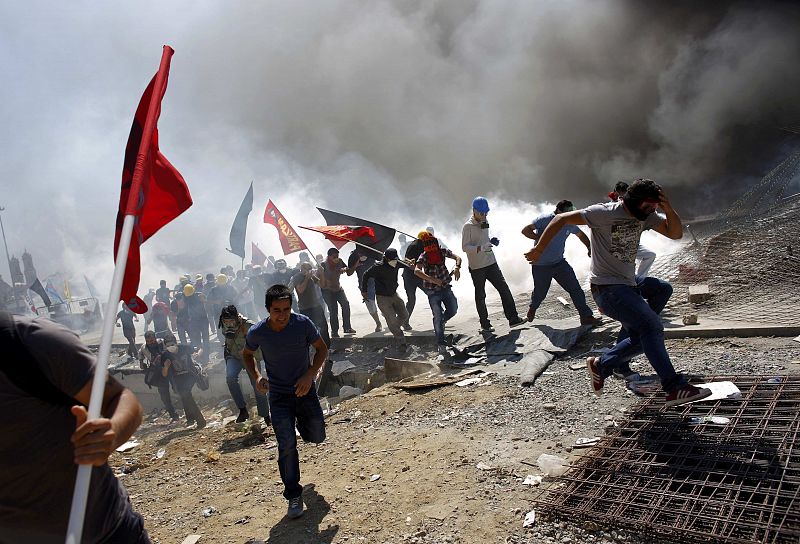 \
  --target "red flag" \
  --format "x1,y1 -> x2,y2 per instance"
299,225 -> 375,249
263,200 -> 308,255
251,242 -> 267,266
115,46 -> 192,314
